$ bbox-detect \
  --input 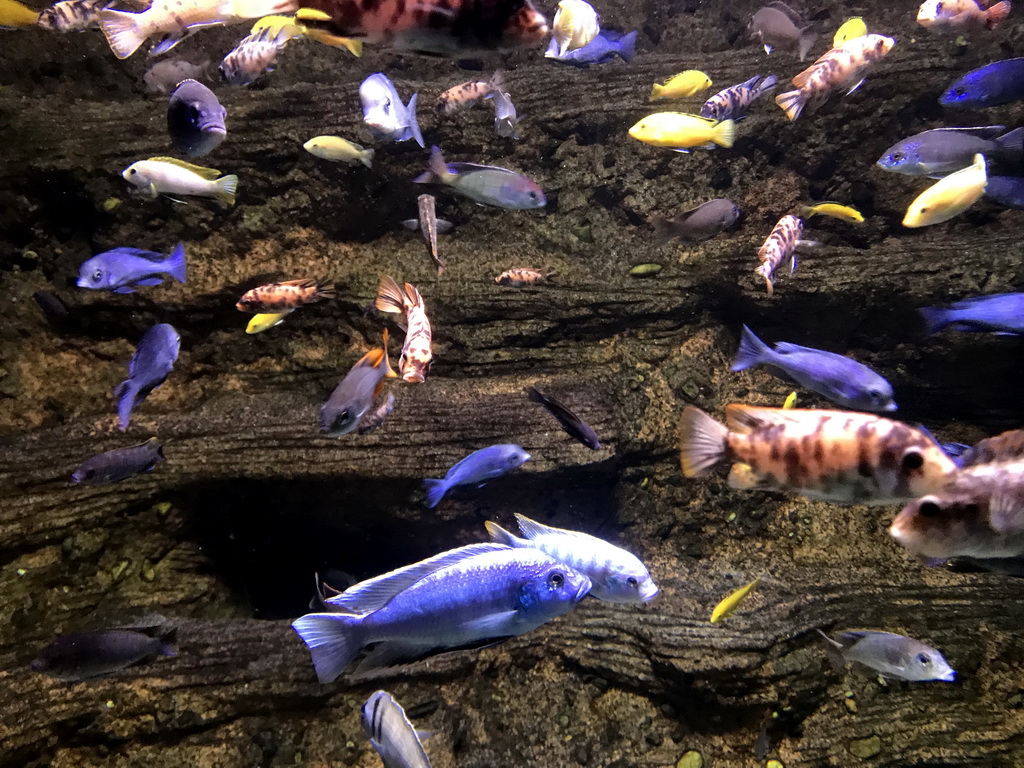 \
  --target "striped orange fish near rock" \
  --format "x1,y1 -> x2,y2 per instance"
236,278 -> 335,313
375,275 -> 432,383
296,0 -> 548,55
754,214 -> 814,296
679,405 -> 957,505
436,70 -> 504,115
